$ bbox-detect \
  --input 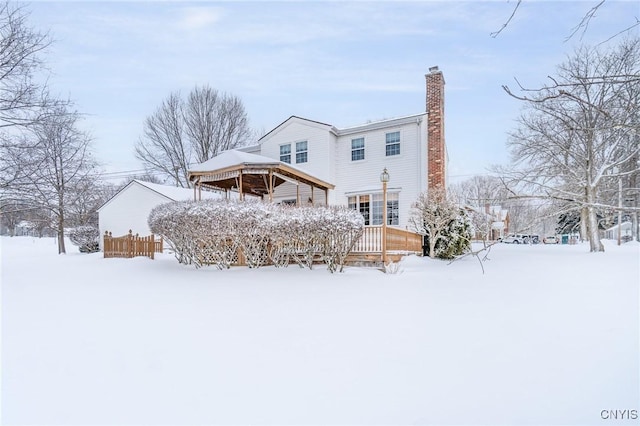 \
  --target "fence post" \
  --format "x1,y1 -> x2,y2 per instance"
127,230 -> 133,258
103,231 -> 110,258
